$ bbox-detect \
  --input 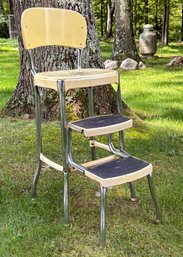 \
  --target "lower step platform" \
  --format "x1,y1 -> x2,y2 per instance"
85,156 -> 152,187
68,114 -> 132,137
